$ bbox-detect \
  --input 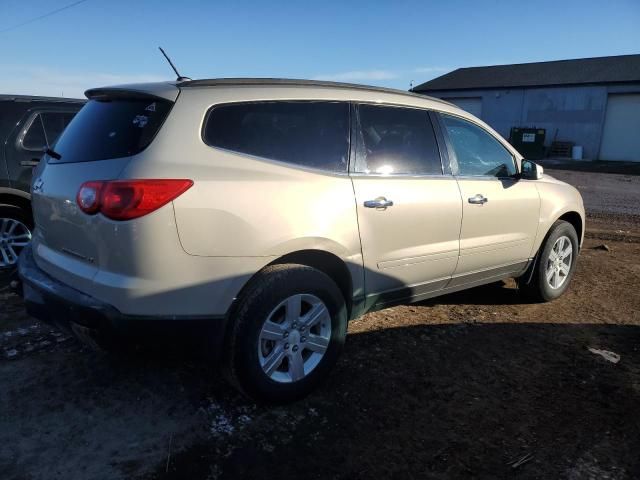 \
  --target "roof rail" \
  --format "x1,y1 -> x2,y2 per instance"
179,78 -> 453,106
0,94 -> 85,103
